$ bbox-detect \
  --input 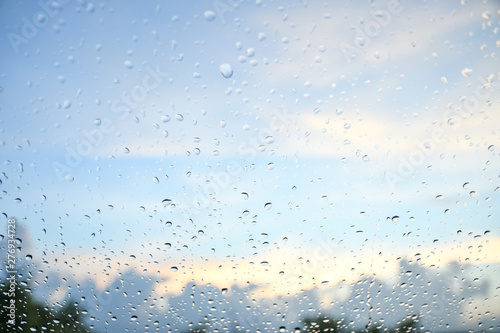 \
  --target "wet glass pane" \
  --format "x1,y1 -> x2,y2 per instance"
1,0 -> 499,332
